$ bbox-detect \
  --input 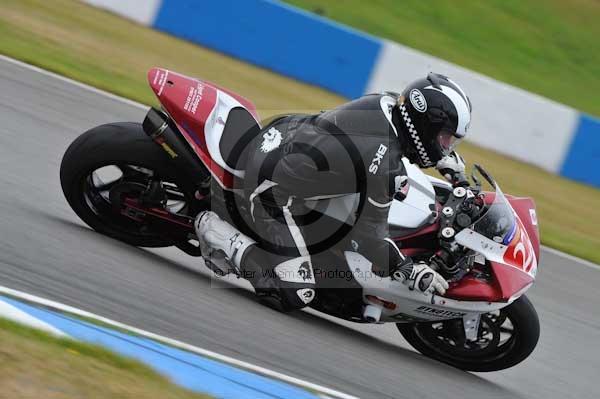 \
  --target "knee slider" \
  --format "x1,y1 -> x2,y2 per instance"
274,257 -> 316,307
